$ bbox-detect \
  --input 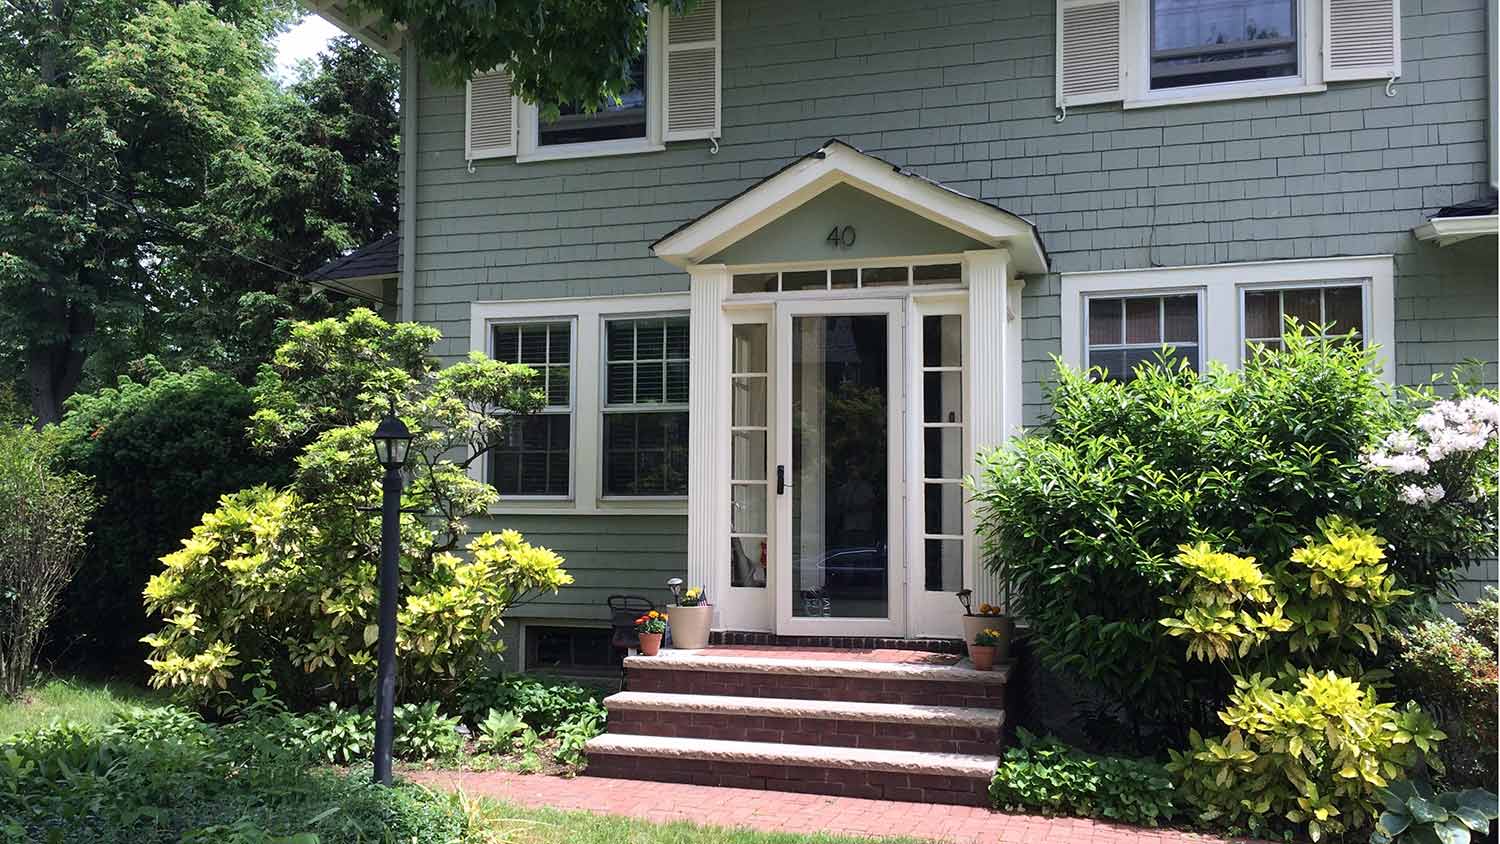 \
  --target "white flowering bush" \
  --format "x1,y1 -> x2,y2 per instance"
1361,391 -> 1499,591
